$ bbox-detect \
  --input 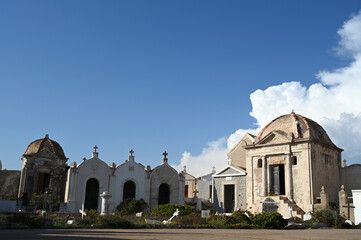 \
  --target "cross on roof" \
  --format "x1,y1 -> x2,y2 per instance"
129,149 -> 134,156
93,145 -> 98,153
163,151 -> 168,158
